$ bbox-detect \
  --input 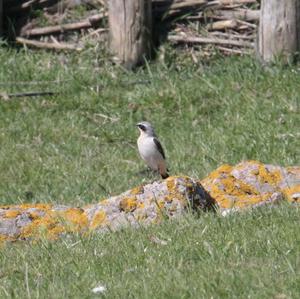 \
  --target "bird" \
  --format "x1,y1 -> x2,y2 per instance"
136,121 -> 169,179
